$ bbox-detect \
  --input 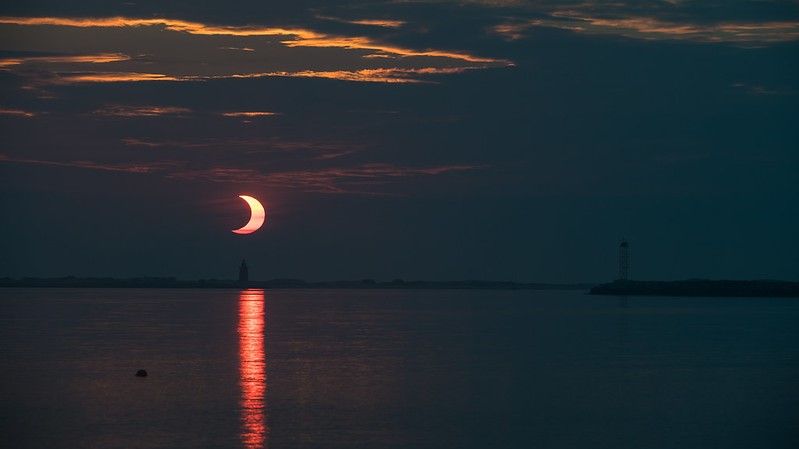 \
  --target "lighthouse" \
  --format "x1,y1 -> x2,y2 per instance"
238,259 -> 249,284
618,240 -> 630,281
